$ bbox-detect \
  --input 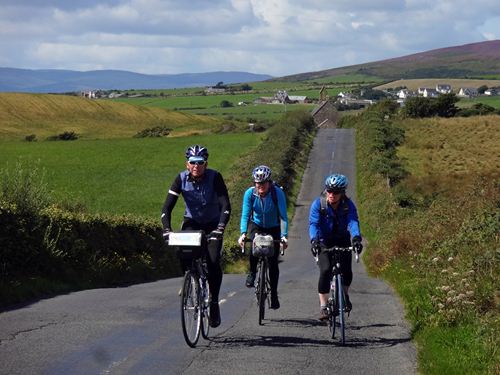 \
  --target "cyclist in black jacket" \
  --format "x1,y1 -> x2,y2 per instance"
161,145 -> 231,328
